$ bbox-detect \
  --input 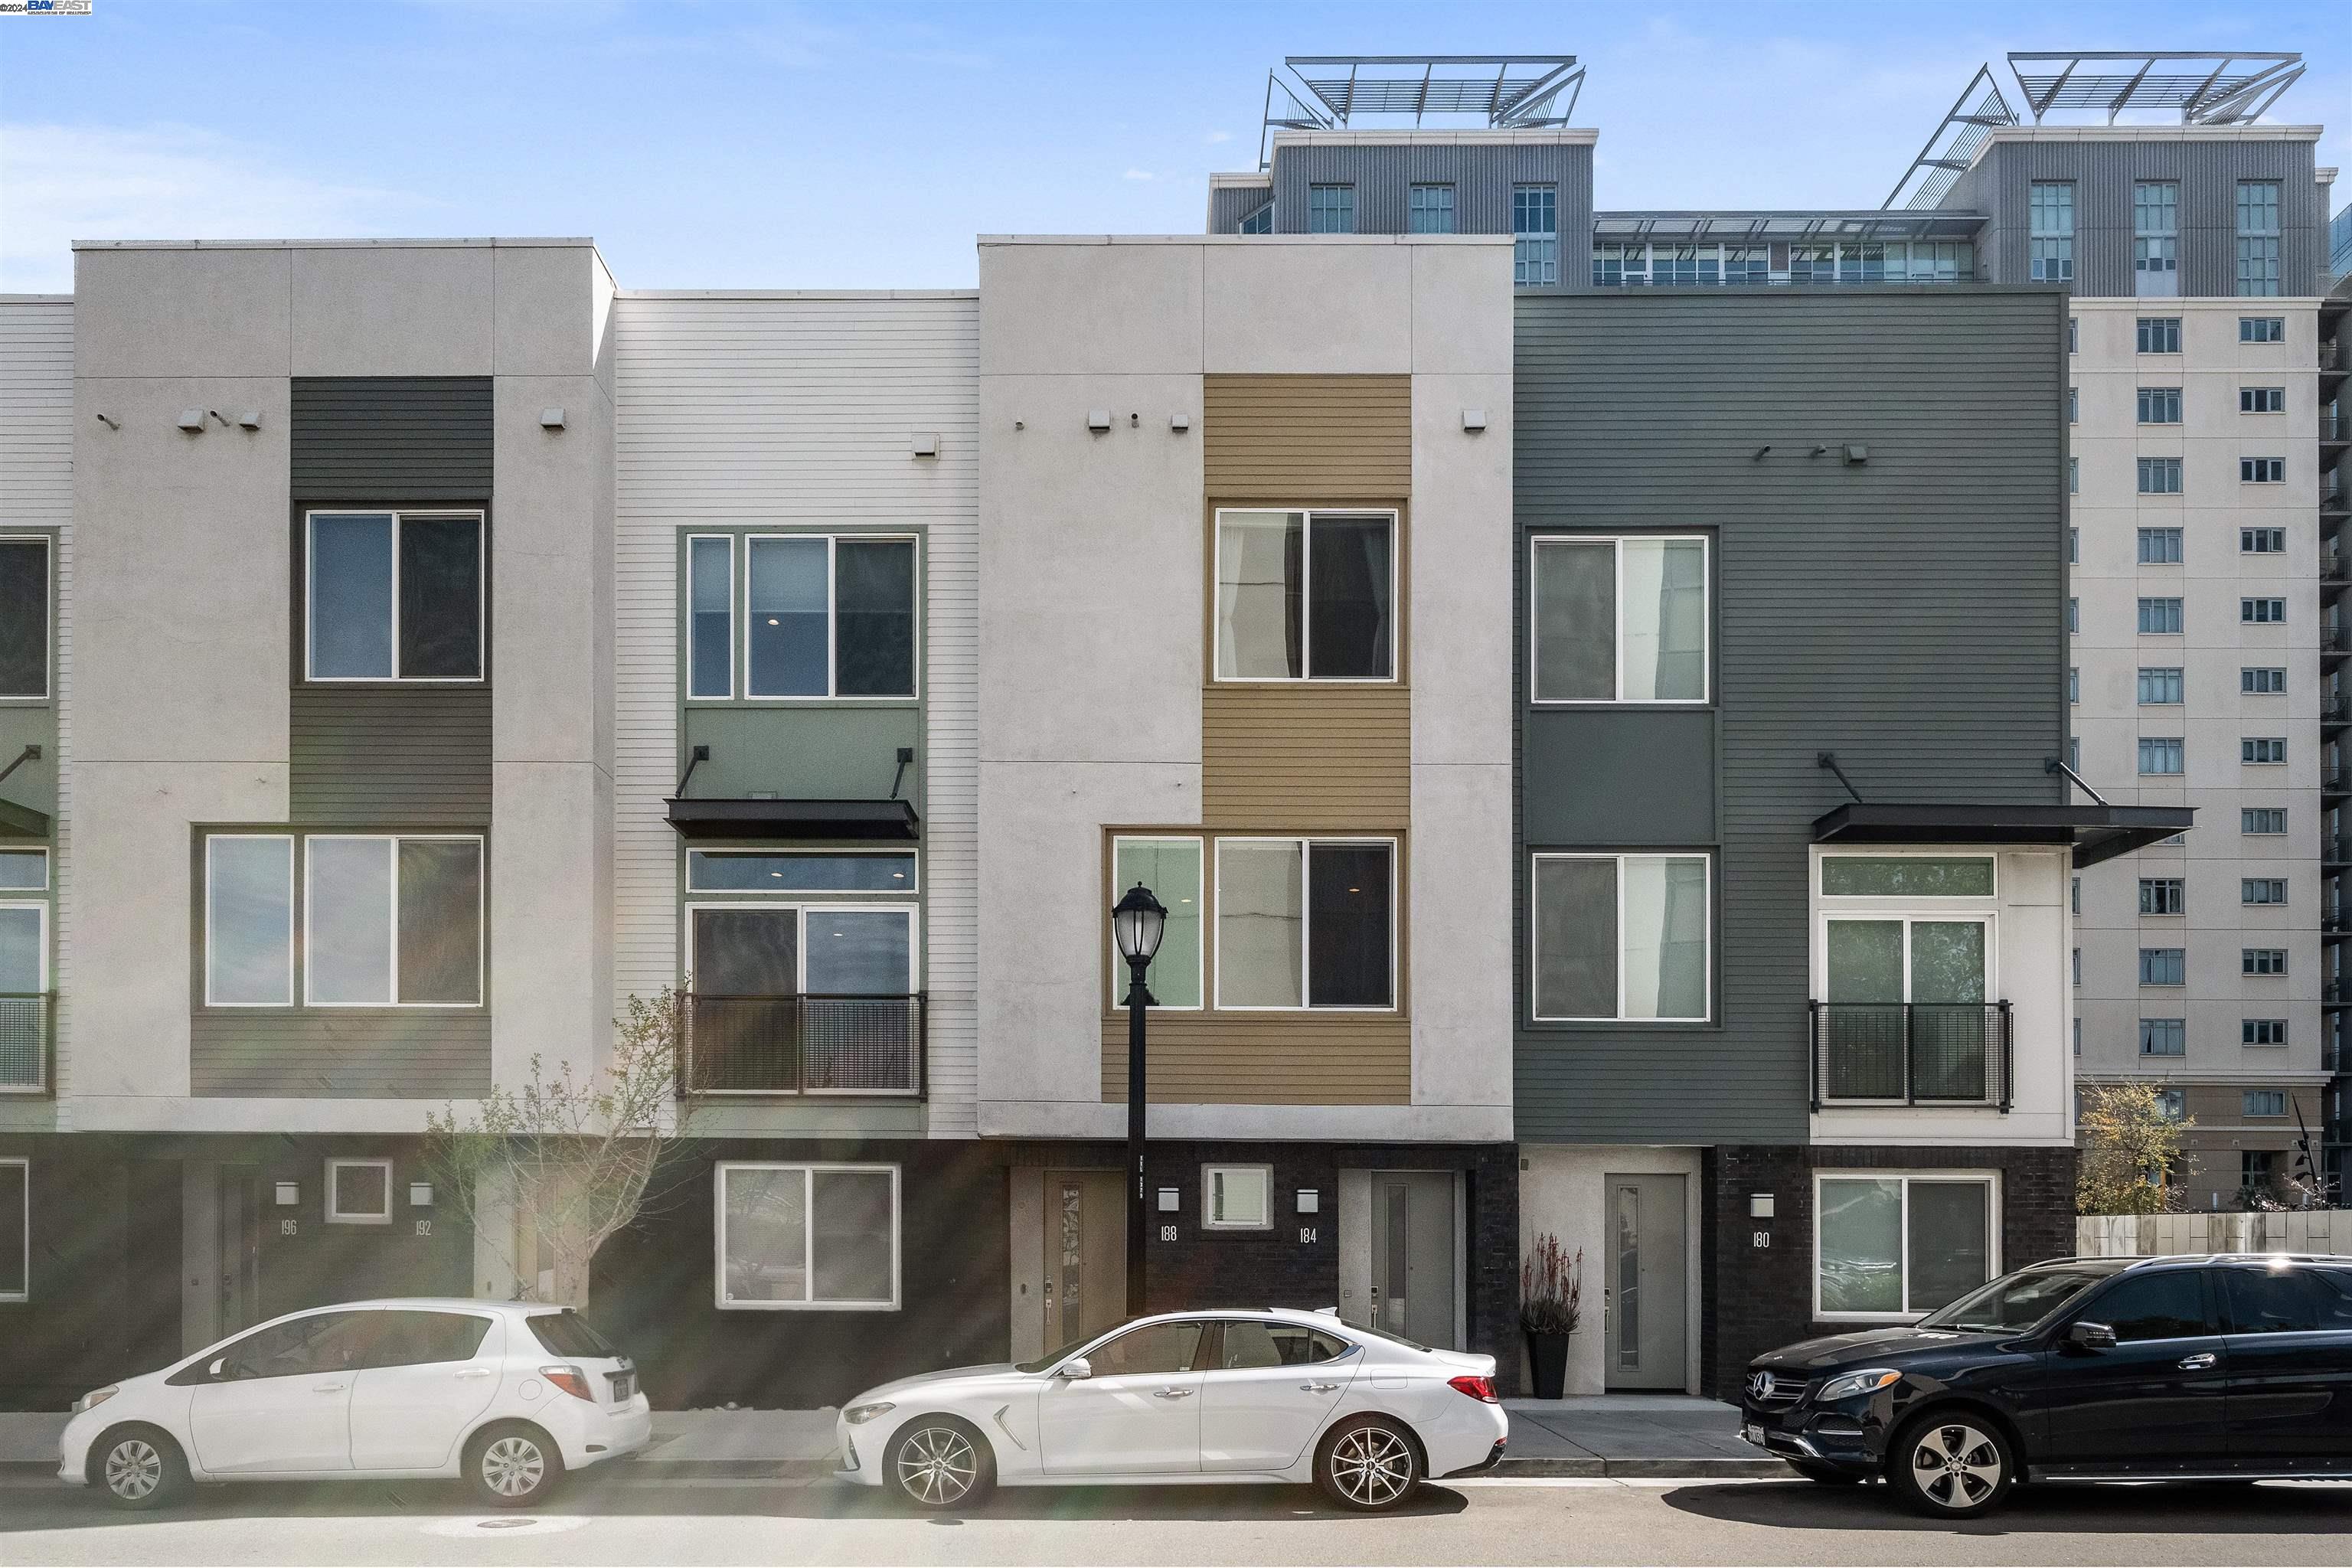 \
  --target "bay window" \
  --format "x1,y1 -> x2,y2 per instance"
717,1161 -> 898,1309
1815,1172 -> 1996,1318
305,511 -> 483,681
1214,510 -> 1396,681
1214,838 -> 1394,1010
1530,853 -> 1710,1021
1530,536 -> 1707,703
